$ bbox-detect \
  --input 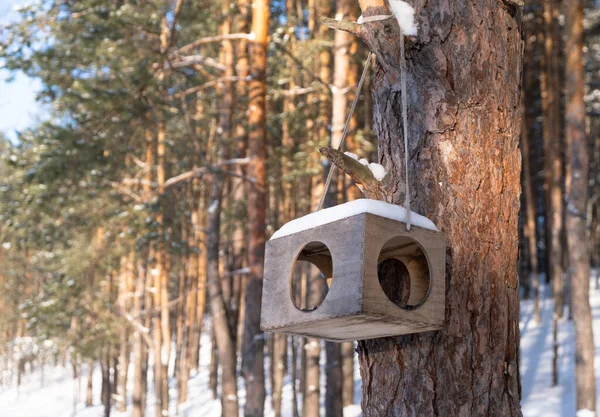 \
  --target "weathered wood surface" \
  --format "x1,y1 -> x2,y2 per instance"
344,1 -> 523,416
261,212 -> 445,342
